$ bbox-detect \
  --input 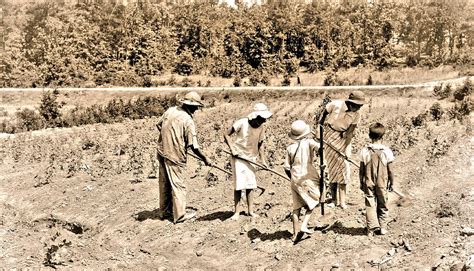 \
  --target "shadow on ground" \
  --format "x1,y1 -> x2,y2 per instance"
197,211 -> 234,221
133,208 -> 165,222
322,223 -> 367,236
247,228 -> 293,242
